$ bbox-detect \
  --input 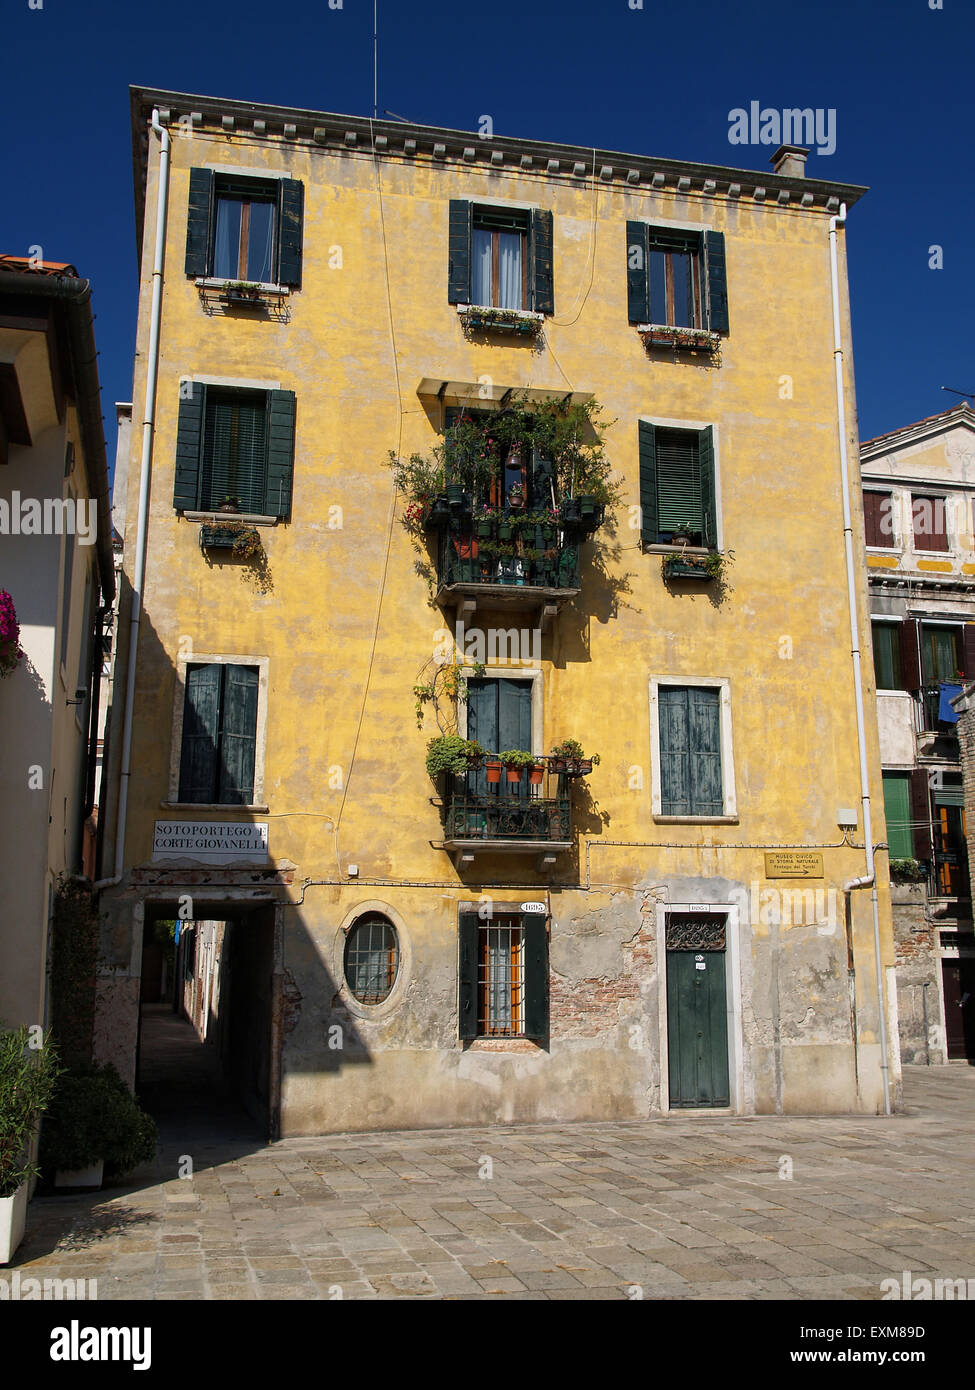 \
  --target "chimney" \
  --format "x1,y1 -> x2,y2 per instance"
770,144 -> 808,177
